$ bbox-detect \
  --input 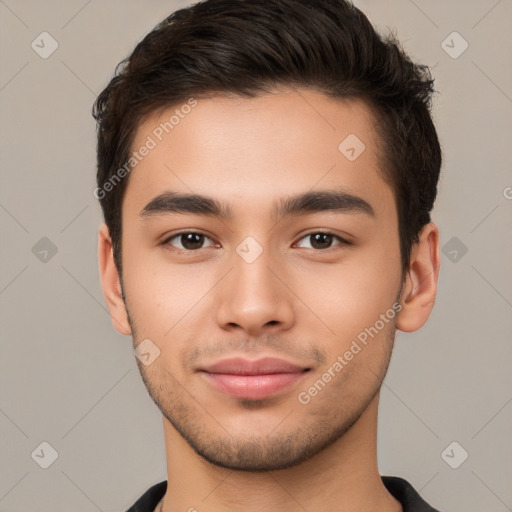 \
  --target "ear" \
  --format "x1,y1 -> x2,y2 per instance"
396,222 -> 440,332
98,224 -> 132,335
